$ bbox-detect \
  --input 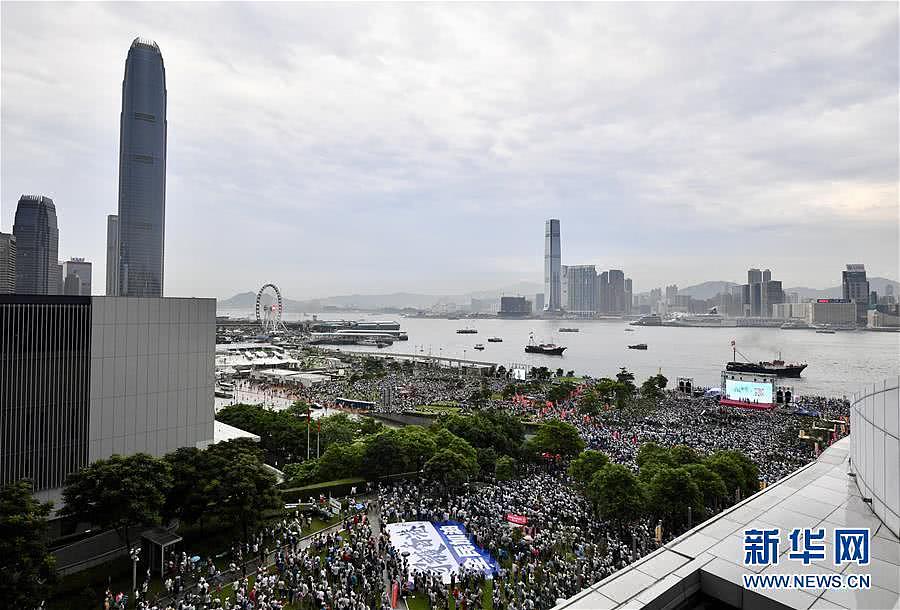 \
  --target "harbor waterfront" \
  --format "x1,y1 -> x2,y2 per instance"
219,311 -> 900,398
